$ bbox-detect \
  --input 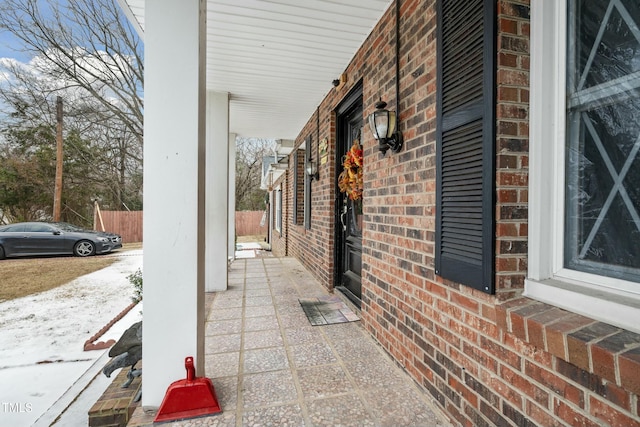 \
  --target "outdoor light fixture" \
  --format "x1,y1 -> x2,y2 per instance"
368,99 -> 402,154
306,158 -> 319,181
367,0 -> 403,155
